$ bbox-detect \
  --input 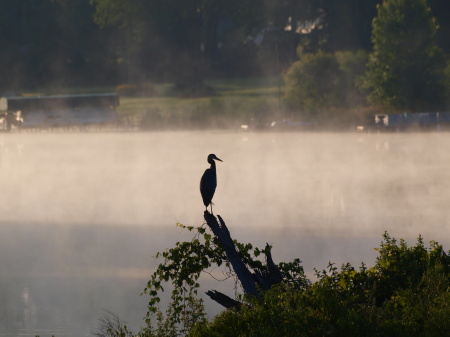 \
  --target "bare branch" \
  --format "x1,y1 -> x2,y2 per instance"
204,211 -> 260,297
205,290 -> 242,310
